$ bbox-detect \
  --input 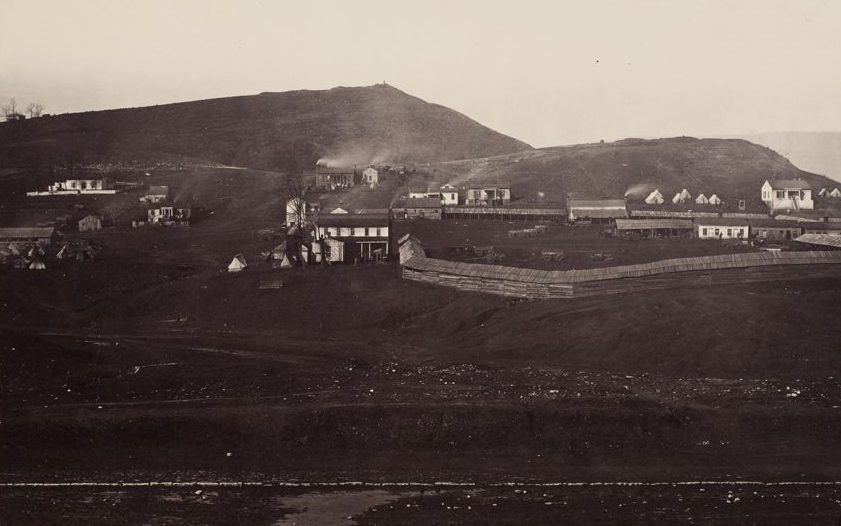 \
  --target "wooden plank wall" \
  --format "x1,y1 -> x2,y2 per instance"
398,237 -> 841,299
